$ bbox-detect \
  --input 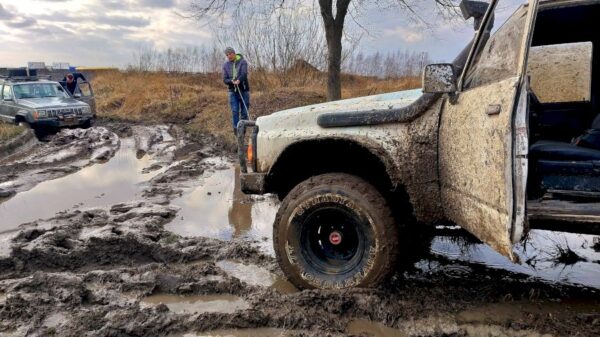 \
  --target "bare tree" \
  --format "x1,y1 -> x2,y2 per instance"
129,44 -> 222,73
343,49 -> 431,78
212,8 -> 328,86
187,0 -> 459,101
